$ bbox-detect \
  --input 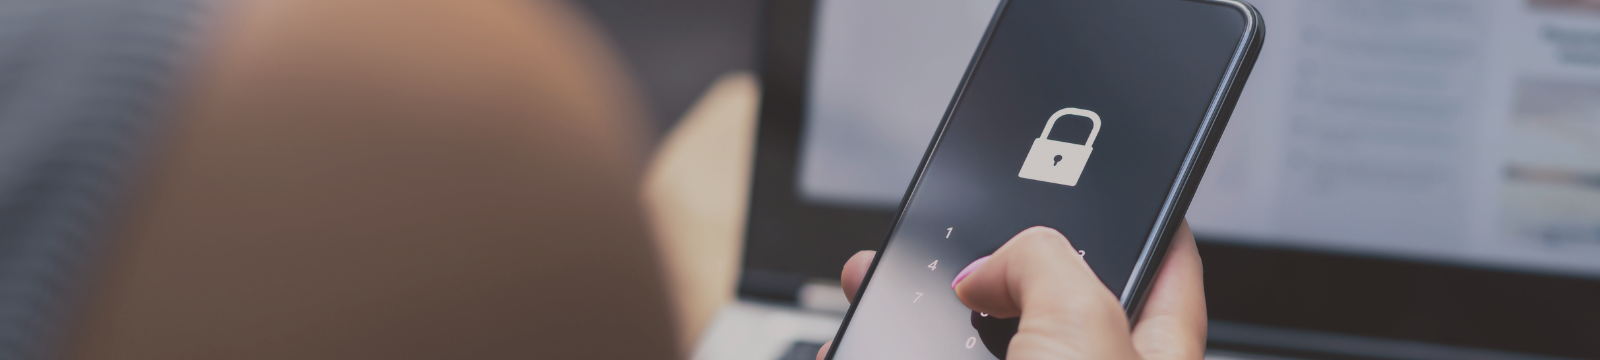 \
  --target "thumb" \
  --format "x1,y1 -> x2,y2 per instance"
953,226 -> 1140,360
